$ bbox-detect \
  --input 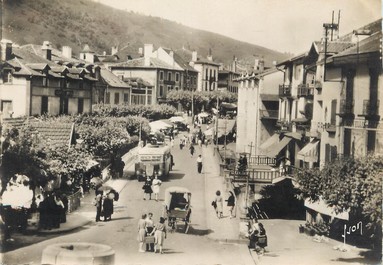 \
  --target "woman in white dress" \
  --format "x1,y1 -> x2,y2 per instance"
153,217 -> 167,254
151,174 -> 162,202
